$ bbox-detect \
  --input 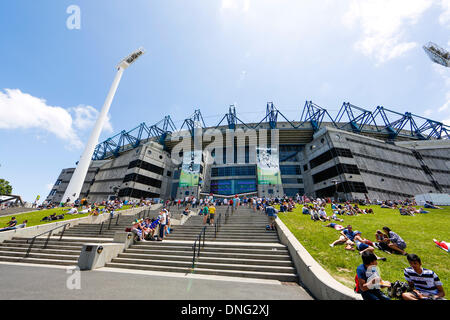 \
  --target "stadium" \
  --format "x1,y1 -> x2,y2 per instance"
46,100 -> 450,204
